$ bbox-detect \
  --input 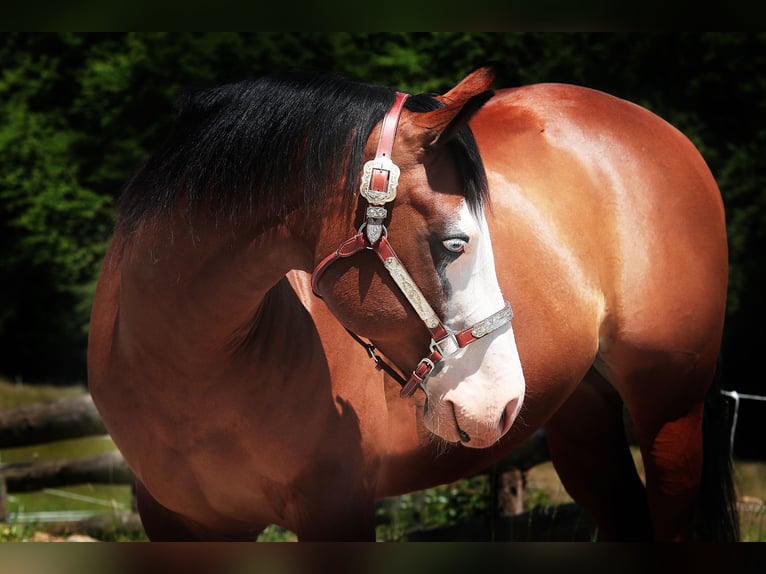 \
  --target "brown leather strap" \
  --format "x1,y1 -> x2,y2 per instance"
311,233 -> 367,296
376,92 -> 408,161
369,92 -> 408,193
